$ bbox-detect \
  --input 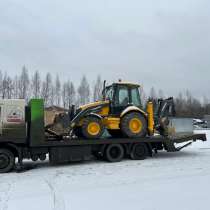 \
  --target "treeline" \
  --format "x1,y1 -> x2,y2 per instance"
149,88 -> 210,118
0,66 -> 103,108
0,66 -> 210,118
